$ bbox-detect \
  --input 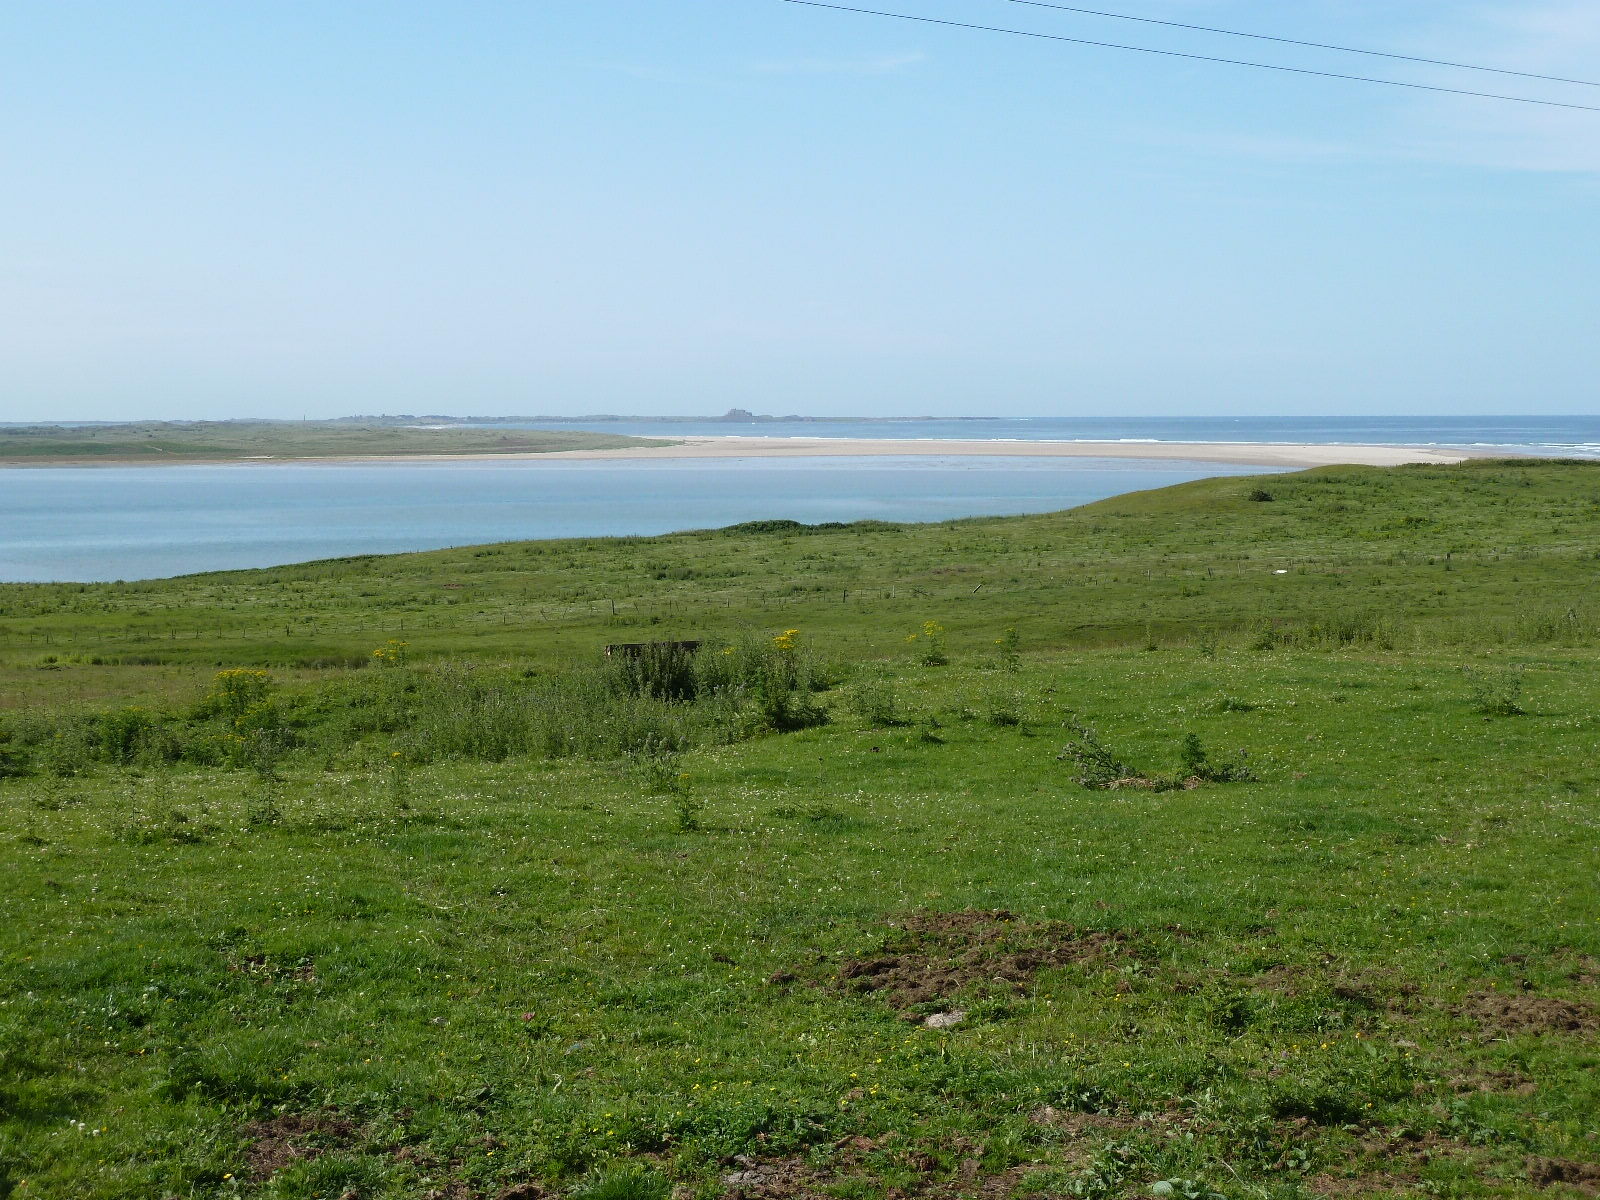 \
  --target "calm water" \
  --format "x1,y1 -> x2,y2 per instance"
0,456 -> 1280,583
5,414 -> 1596,583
